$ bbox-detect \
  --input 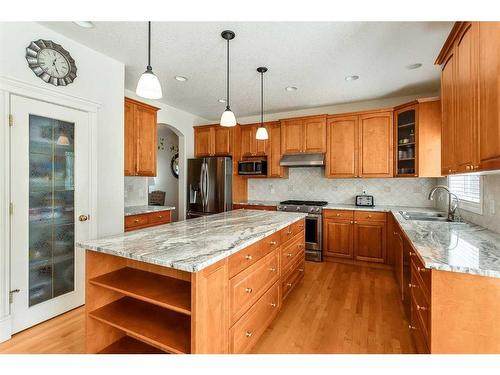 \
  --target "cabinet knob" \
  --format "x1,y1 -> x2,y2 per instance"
417,266 -> 426,273
158,215 -> 163,218
368,215 -> 372,218
408,325 -> 417,330
287,253 -> 293,258
134,219 -> 139,223
245,331 -> 253,338
298,268 -> 304,273
245,287 -> 253,294
336,213 -> 340,217
269,267 -> 276,272
417,304 -> 427,311
409,251 -> 413,257
245,254 -> 253,260
466,165 -> 471,171
408,283 -> 416,288
269,241 -> 277,245
351,221 -> 354,224
286,282 -> 292,287
270,302 -> 277,308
